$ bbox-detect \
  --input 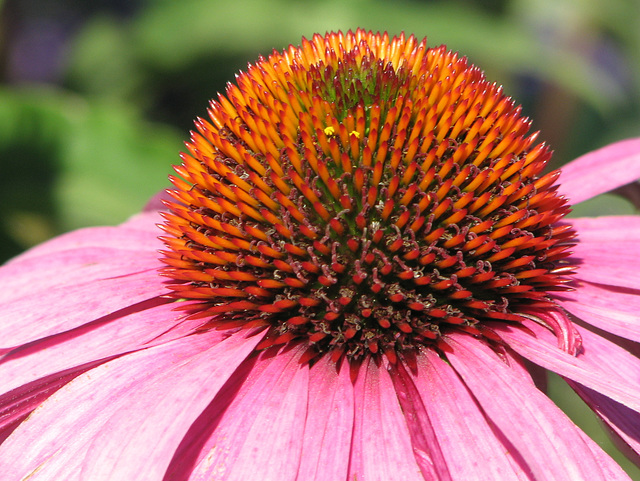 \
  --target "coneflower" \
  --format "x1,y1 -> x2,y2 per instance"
1,29 -> 640,480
